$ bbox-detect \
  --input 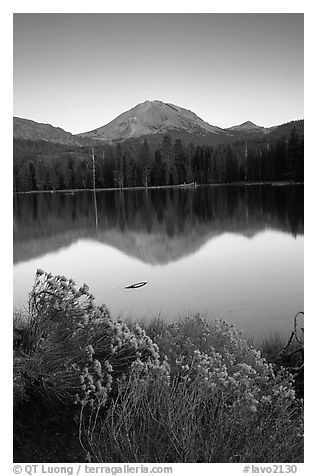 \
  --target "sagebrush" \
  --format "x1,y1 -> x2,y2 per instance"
14,271 -> 304,463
